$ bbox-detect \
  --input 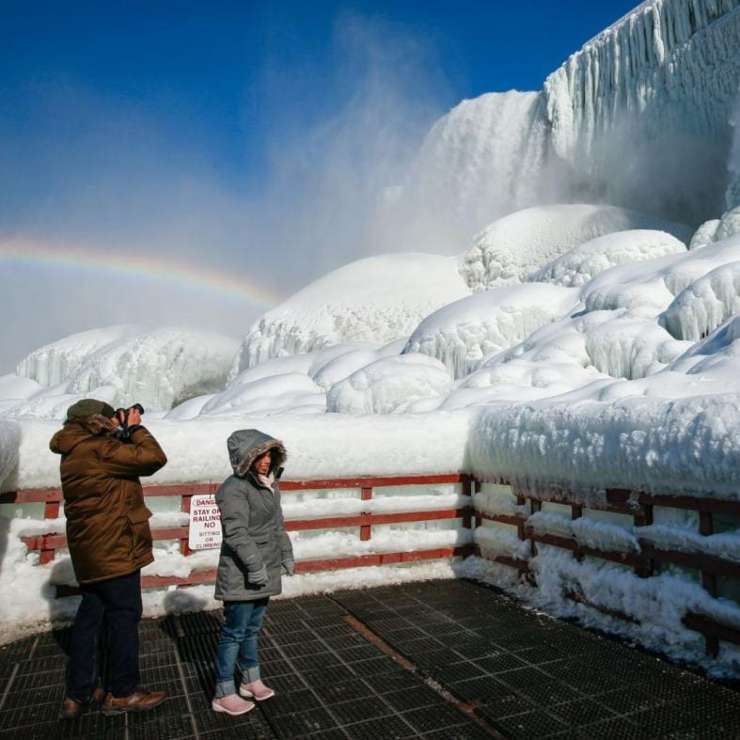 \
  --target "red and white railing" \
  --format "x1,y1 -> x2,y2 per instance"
0,474 -> 476,594
3,474 -> 740,659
